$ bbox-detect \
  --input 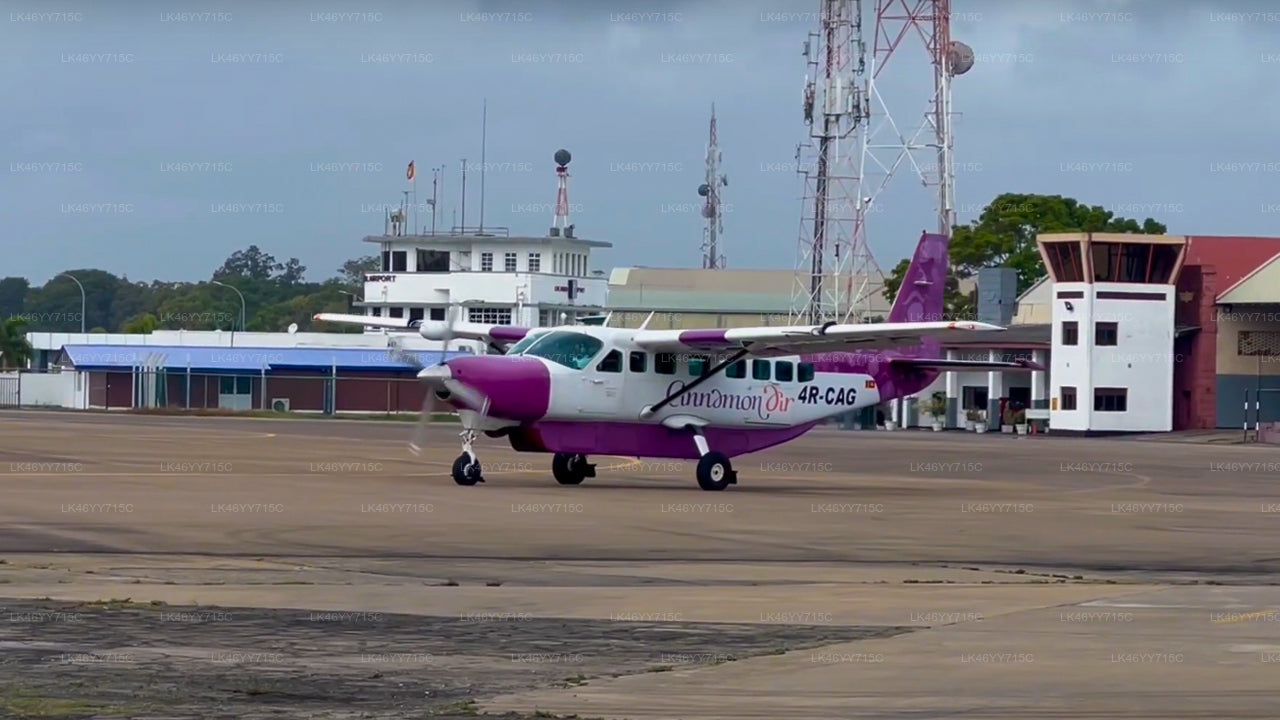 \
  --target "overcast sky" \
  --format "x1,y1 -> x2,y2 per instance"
3,0 -> 1278,284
